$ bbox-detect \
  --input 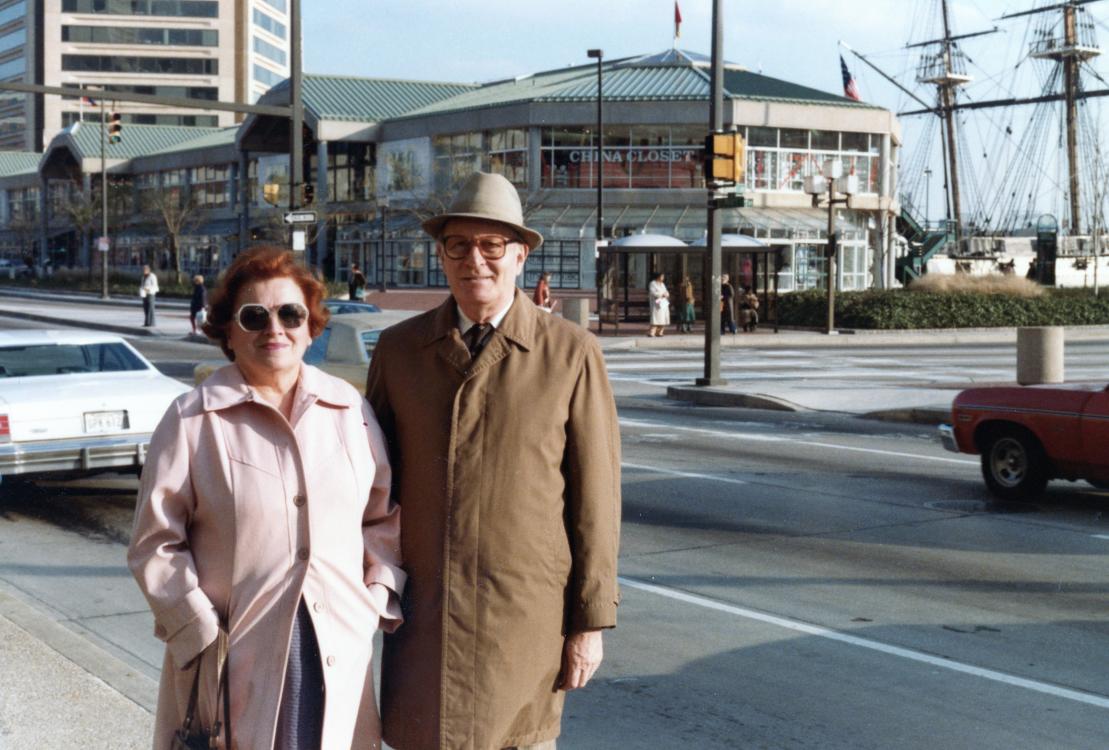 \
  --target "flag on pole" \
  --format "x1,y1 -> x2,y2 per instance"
81,95 -> 97,106
840,55 -> 861,101
674,2 -> 682,39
